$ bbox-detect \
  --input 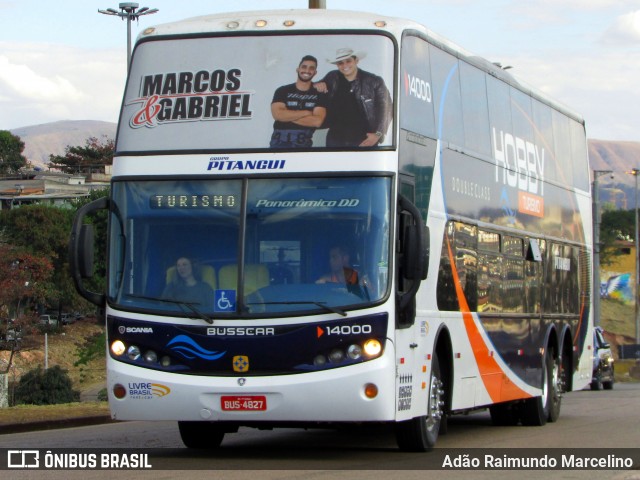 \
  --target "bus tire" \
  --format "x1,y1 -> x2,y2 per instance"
178,421 -> 226,449
521,351 -> 555,426
547,352 -> 562,423
395,352 -> 444,451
